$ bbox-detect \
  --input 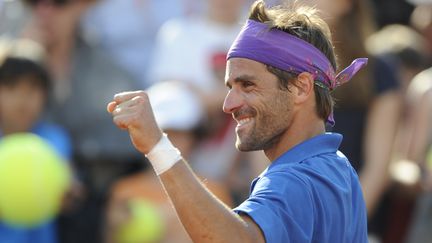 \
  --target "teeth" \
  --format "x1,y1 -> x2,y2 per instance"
238,118 -> 252,125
